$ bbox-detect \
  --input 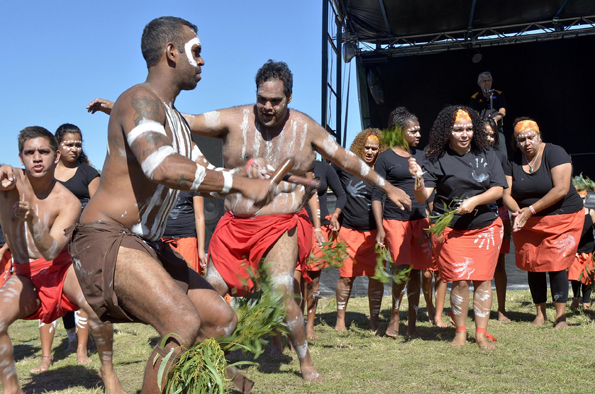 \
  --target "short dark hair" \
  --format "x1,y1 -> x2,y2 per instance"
141,16 -> 197,68
255,60 -> 293,98
18,126 -> 58,154
387,106 -> 418,130
55,123 -> 90,165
